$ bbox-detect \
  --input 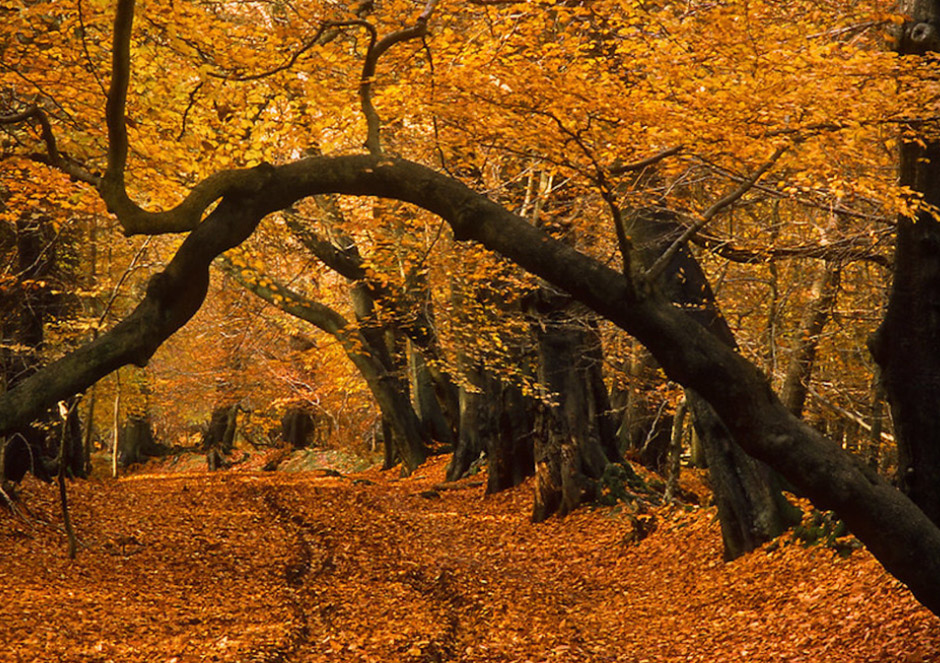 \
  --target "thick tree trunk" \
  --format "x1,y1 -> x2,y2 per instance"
201,404 -> 237,454
1,215 -> 58,482
487,379 -> 536,494
446,381 -> 486,481
6,155 -> 940,612
870,6 -> 940,527
281,408 -> 315,448
871,167 -> 940,523
445,362 -> 535,490
627,209 -> 799,556
531,293 -> 620,521
408,343 -> 454,447
119,414 -> 165,467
